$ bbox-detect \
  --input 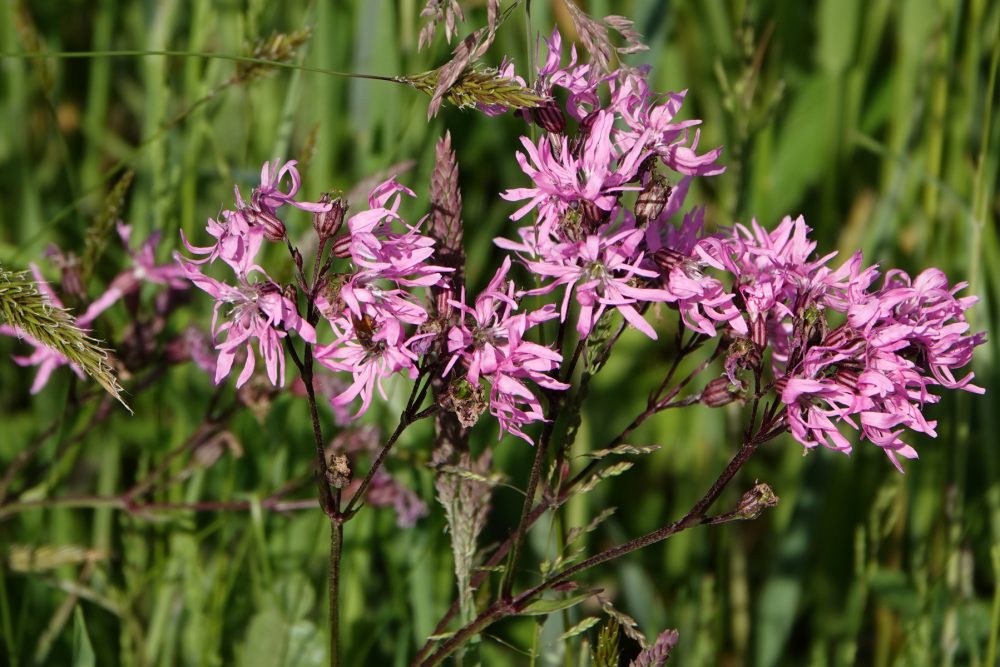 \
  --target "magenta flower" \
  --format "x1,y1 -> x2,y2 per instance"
176,259 -> 316,388
501,111 -> 648,229
180,208 -> 264,277
517,228 -> 672,340
83,223 -> 189,321
611,75 -> 724,177
252,159 -> 332,214
650,208 -> 745,337
315,314 -> 427,418
444,257 -> 568,443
